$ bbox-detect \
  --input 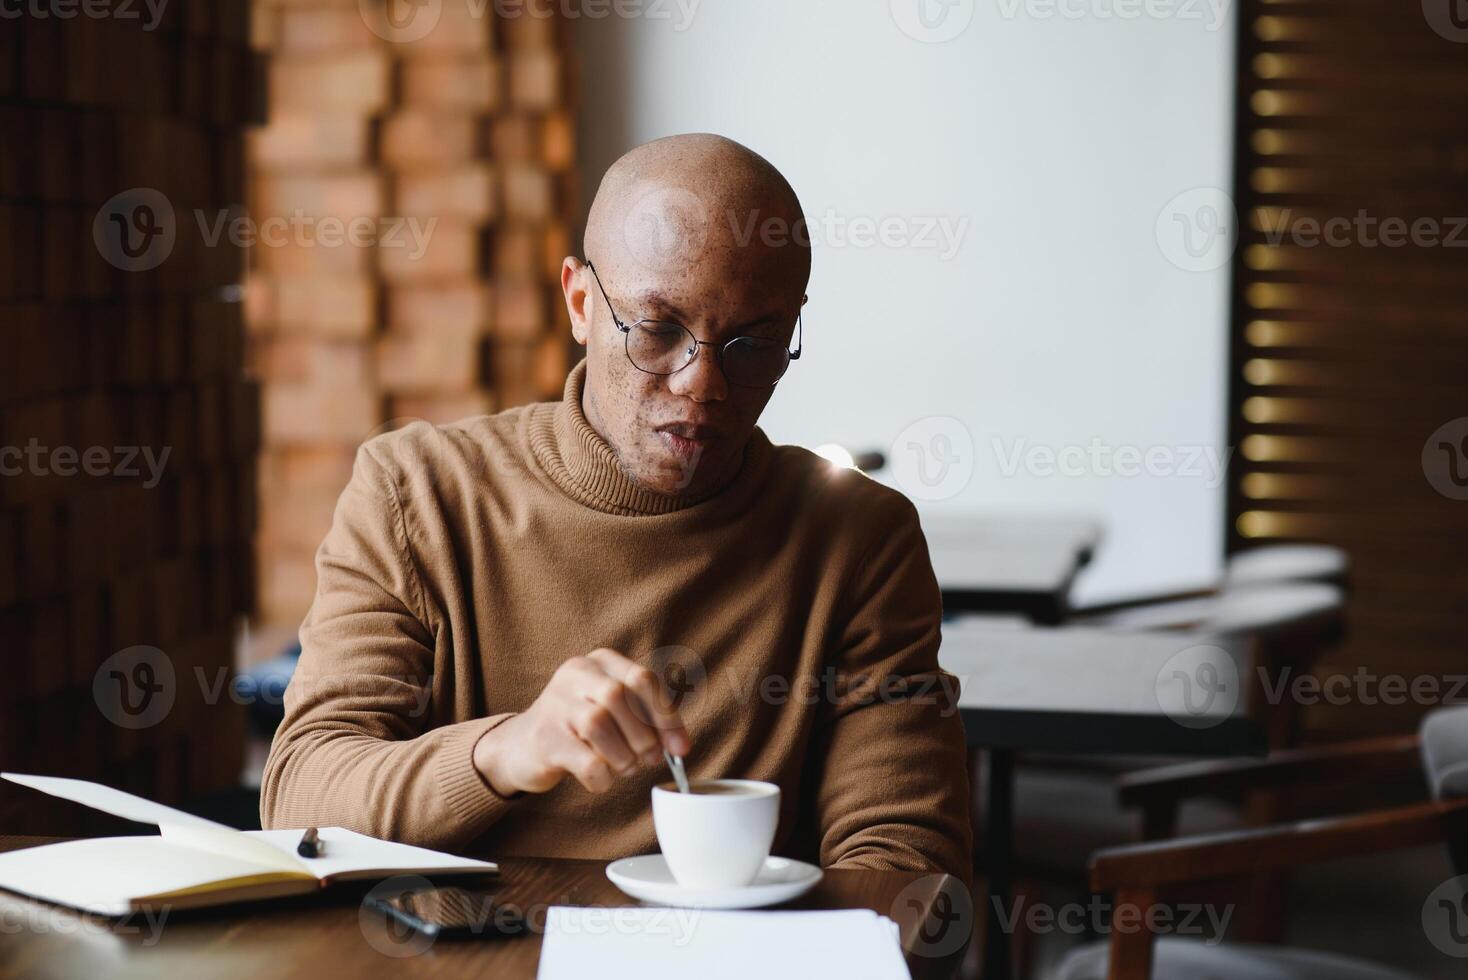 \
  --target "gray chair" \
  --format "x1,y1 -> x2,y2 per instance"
1050,704 -> 1468,979
1420,706 -> 1468,803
